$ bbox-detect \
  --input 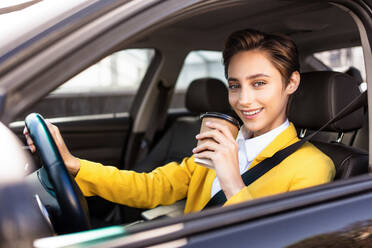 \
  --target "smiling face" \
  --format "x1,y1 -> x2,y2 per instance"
228,50 -> 299,137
